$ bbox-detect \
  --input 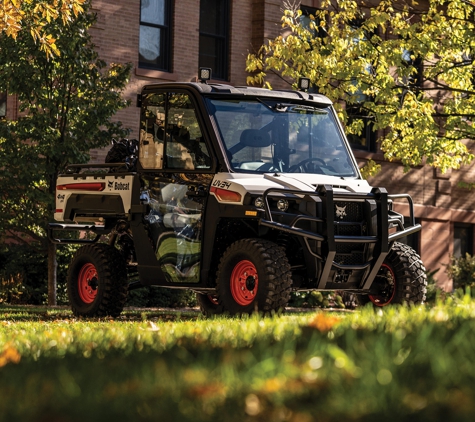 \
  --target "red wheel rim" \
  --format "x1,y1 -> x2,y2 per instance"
78,263 -> 99,304
230,260 -> 259,306
208,295 -> 219,305
369,263 -> 396,307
